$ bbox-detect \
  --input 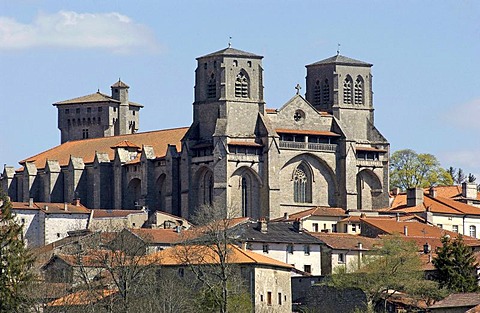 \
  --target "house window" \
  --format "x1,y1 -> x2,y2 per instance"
235,71 -> 249,98
267,292 -> 272,305
287,244 -> 294,254
56,233 -> 61,238
343,76 -> 353,104
98,107 -> 102,112
452,225 -> 459,233
332,224 -> 337,233
437,224 -> 443,229
21,218 -> 25,224
65,109 -> 70,114
351,224 -> 357,232
247,61 -> 252,67
293,163 -> 312,203
82,129 -> 89,139
260,294 -> 264,302
304,245 -> 310,255
278,292 -> 282,305
76,108 -> 80,114
304,265 -> 312,274
263,244 -> 269,253
312,223 -> 319,232
470,225 -> 476,238
338,253 -> 345,263
87,107 -> 91,113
